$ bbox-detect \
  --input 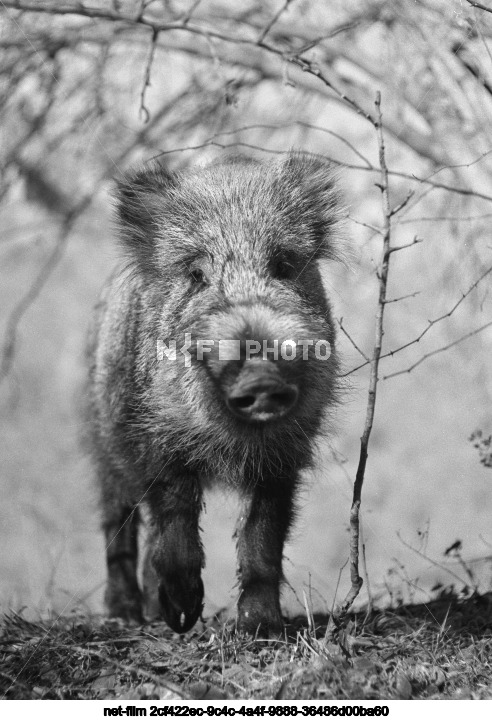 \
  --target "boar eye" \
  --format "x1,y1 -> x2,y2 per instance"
189,267 -> 207,285
273,259 -> 295,280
